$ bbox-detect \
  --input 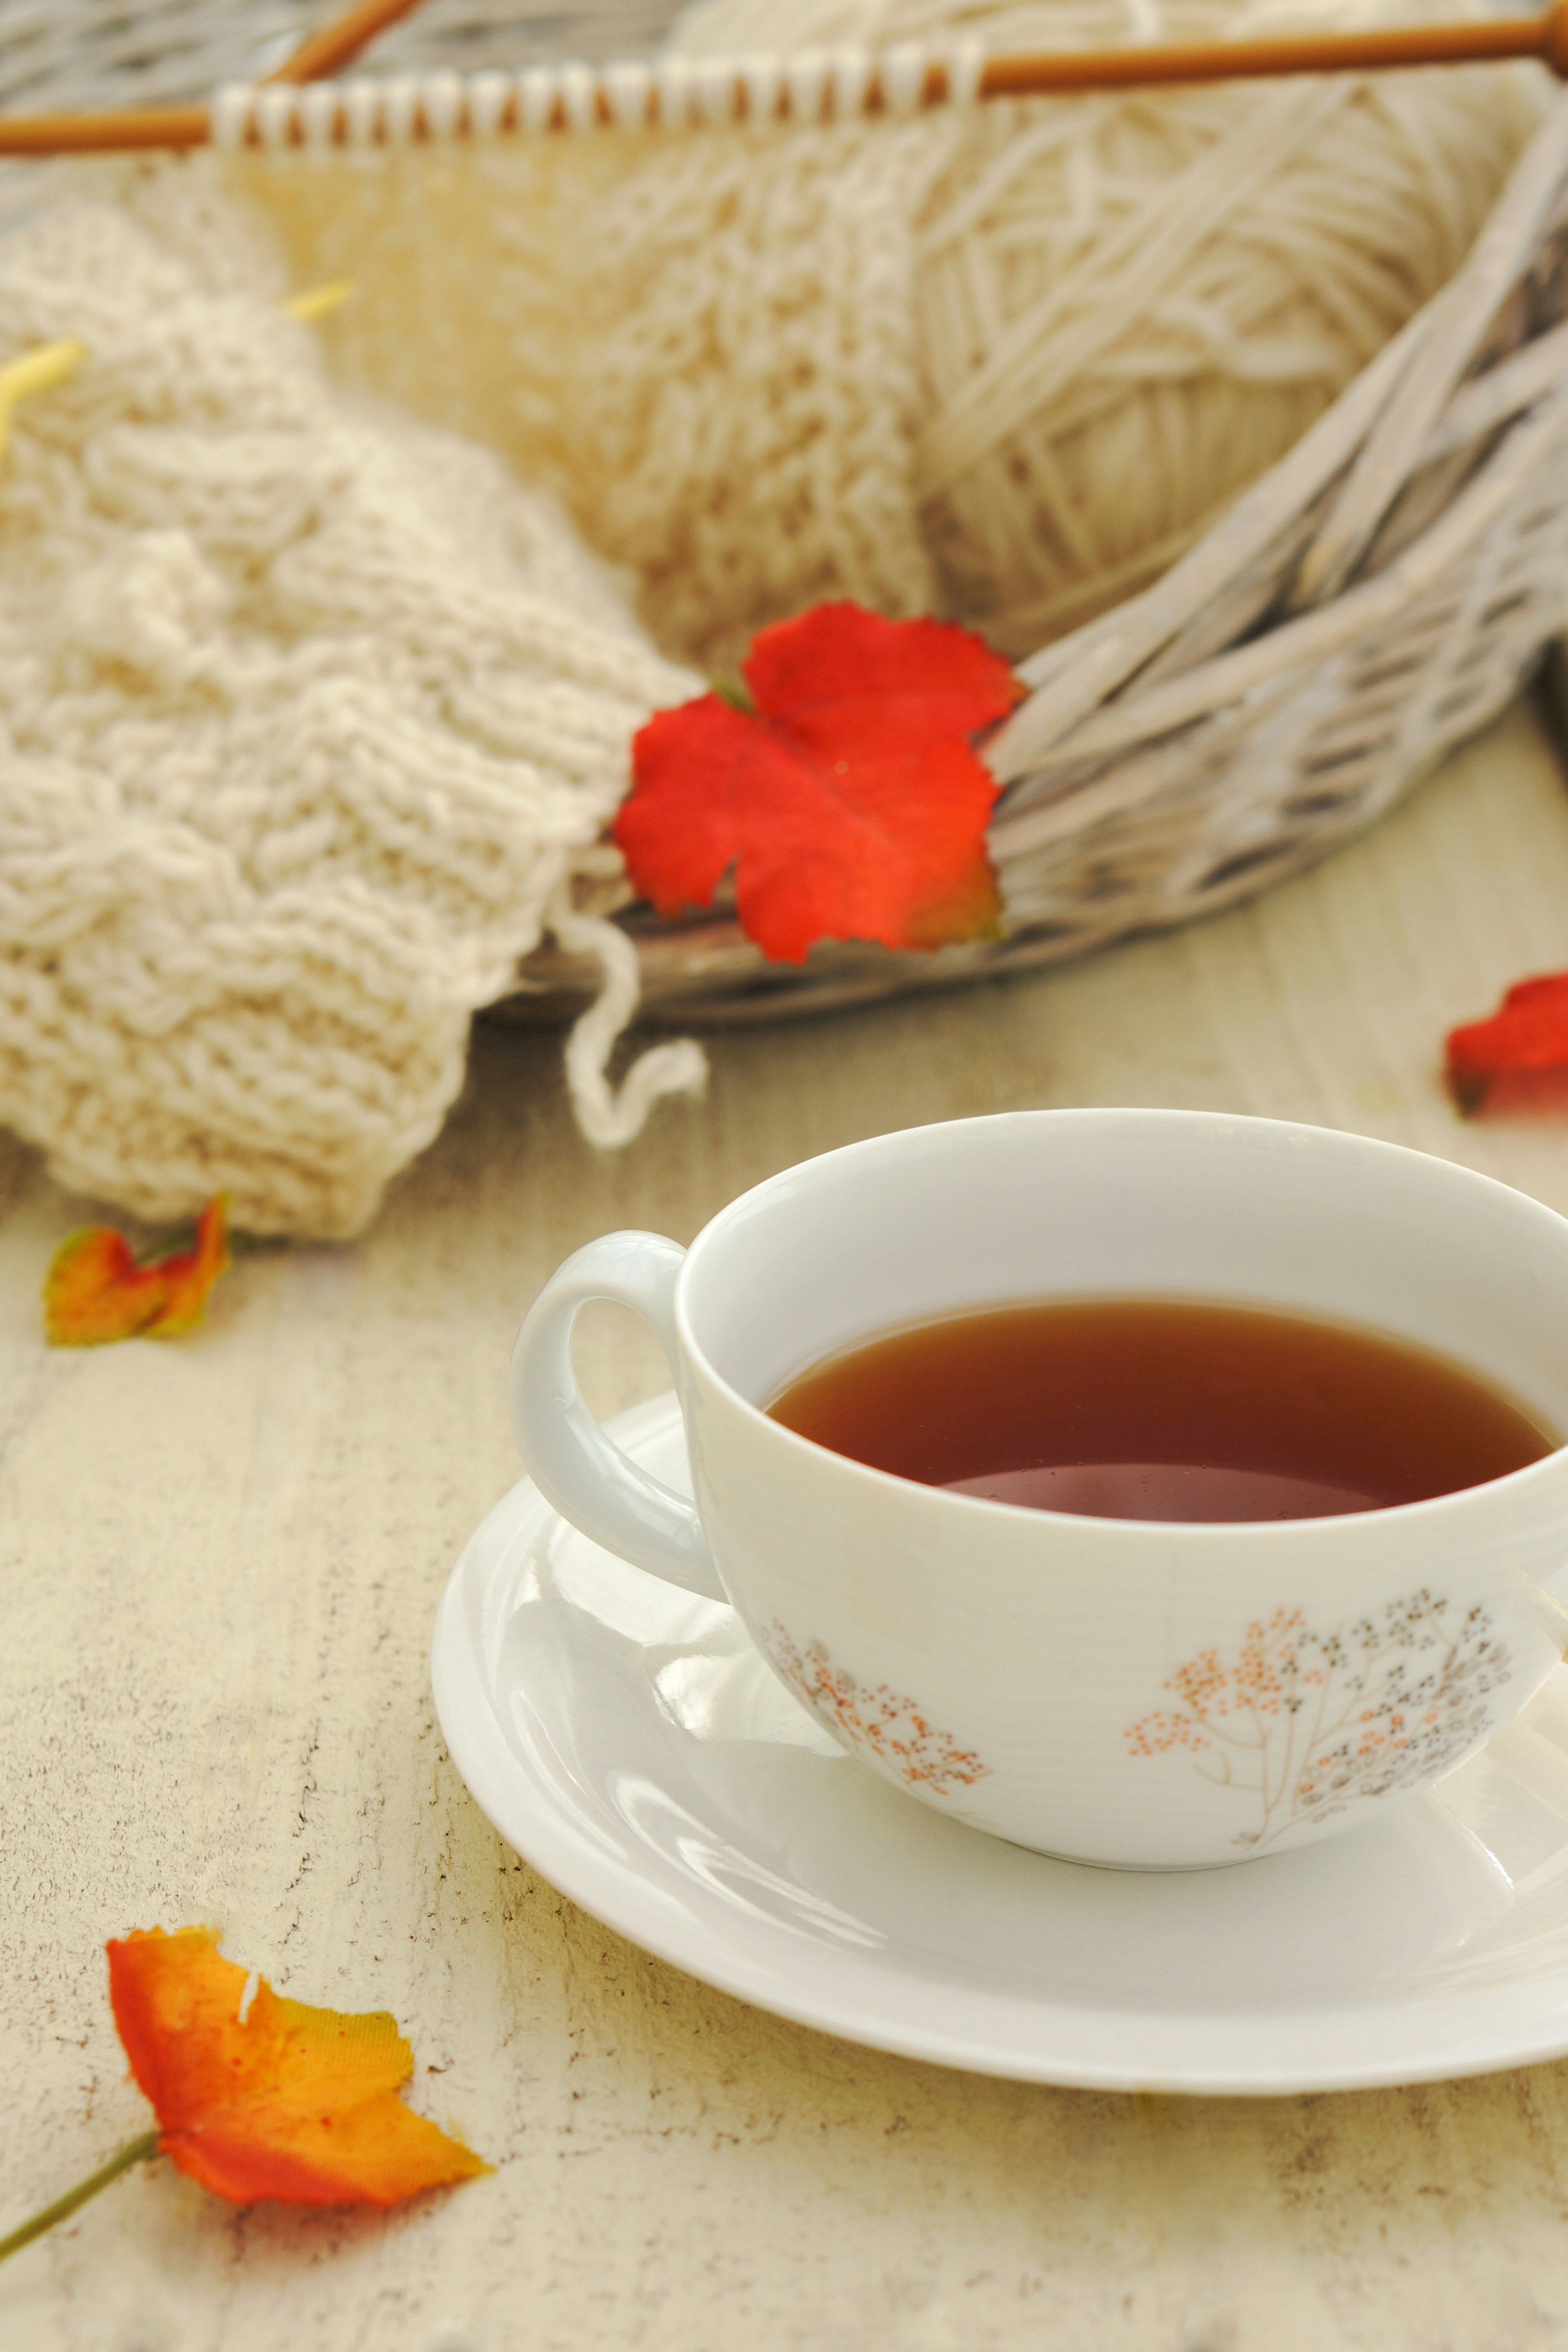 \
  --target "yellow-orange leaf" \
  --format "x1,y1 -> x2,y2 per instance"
106,1928 -> 489,2208
45,1196 -> 229,1346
